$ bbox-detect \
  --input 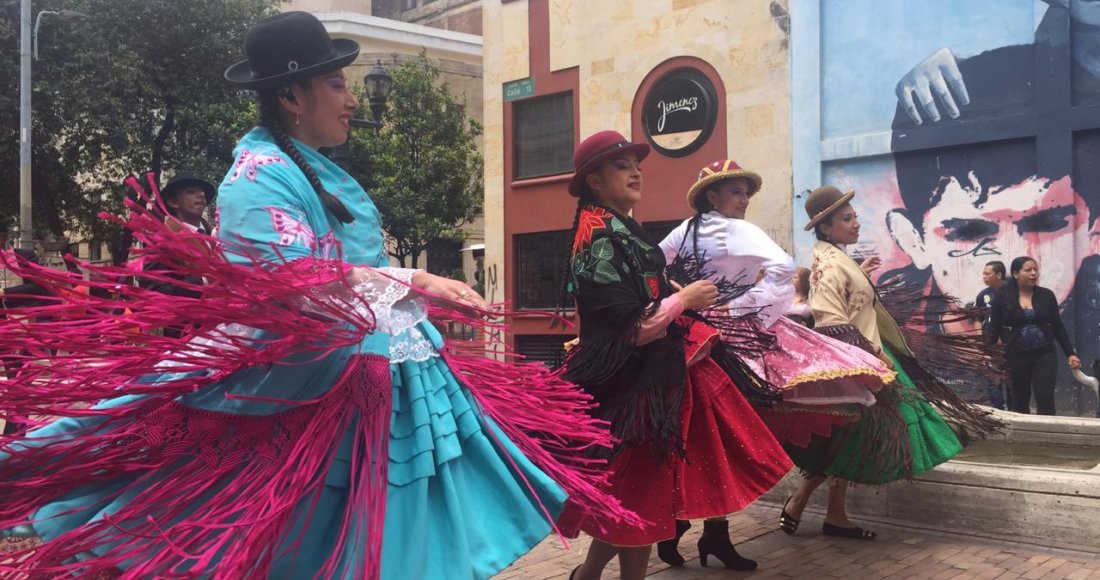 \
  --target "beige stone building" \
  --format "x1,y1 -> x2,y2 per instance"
482,0 -> 793,362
